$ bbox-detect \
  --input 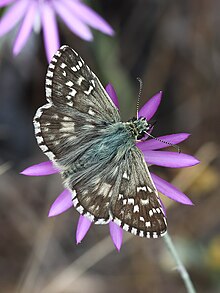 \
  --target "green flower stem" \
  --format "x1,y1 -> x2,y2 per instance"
163,233 -> 196,293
